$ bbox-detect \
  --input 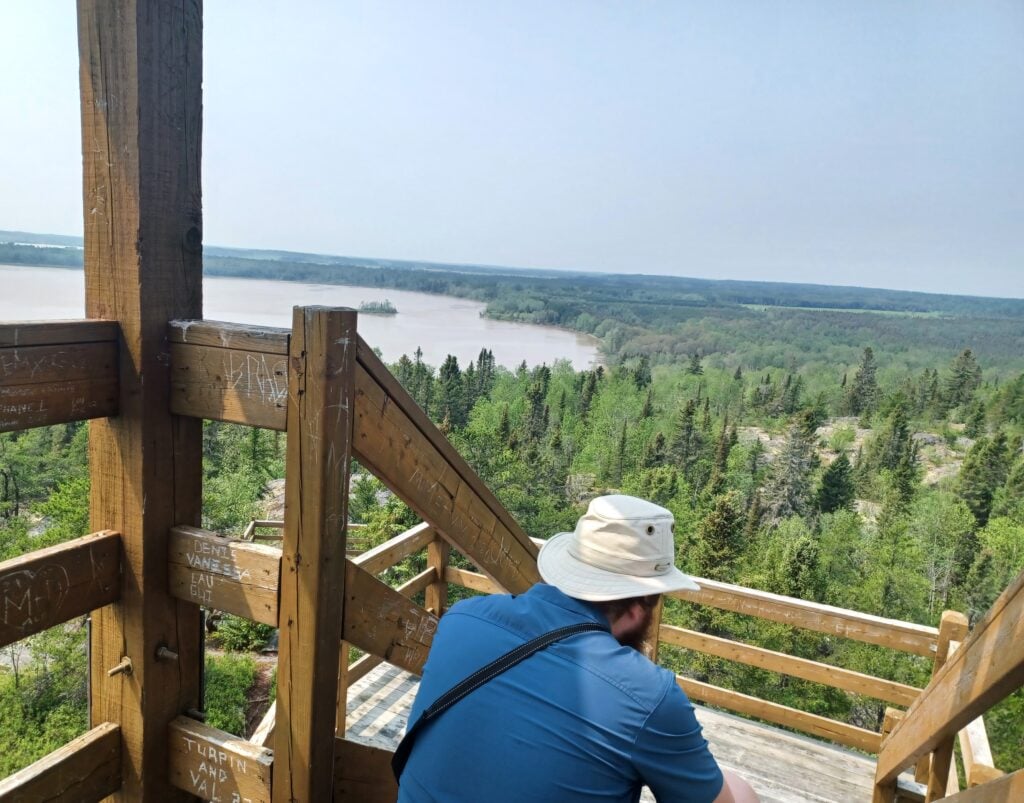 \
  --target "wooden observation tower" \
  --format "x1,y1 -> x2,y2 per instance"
0,3 -> 1021,801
